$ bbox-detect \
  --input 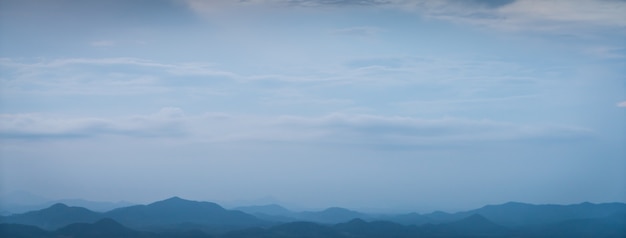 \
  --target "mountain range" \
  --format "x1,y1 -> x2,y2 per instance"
0,191 -> 134,215
1,197 -> 625,237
